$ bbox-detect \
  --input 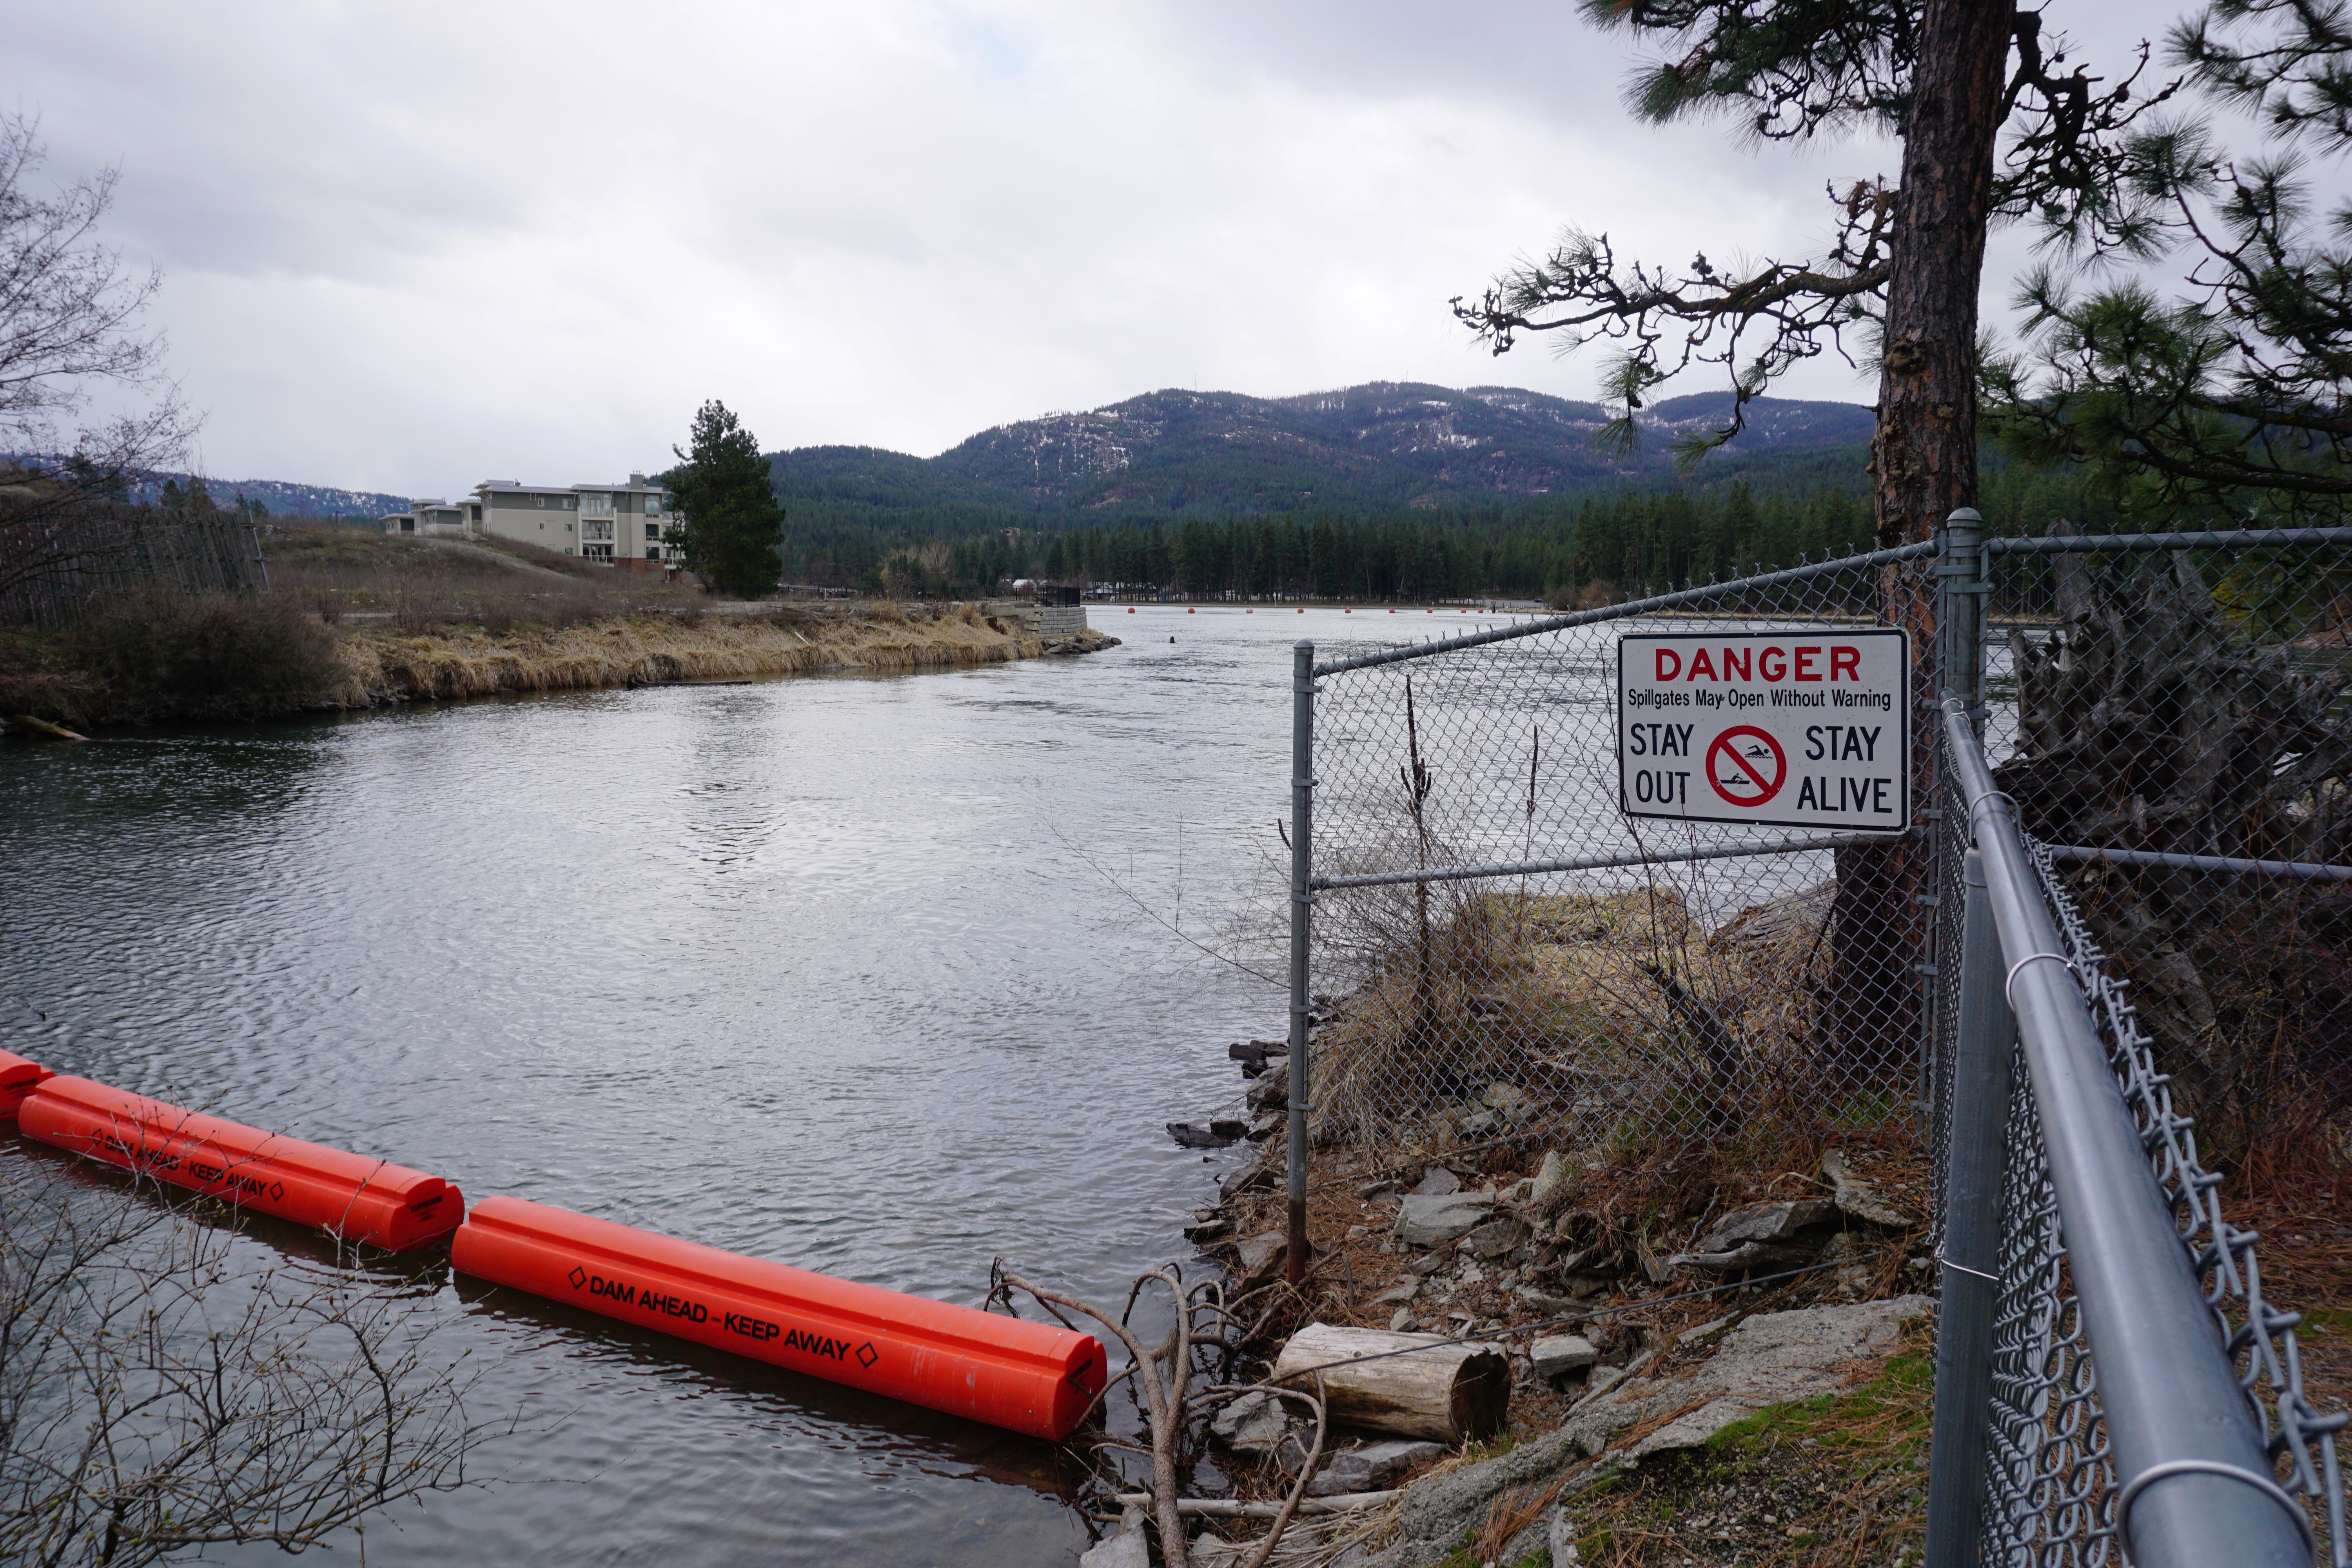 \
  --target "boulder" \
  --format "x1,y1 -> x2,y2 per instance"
1307,1439 -> 1448,1496
1248,1074 -> 1289,1112
1691,1198 -> 1838,1254
1412,1167 -> 1462,1196
1183,1217 -> 1232,1243
1393,1192 -> 1494,1247
1528,1334 -> 1599,1384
